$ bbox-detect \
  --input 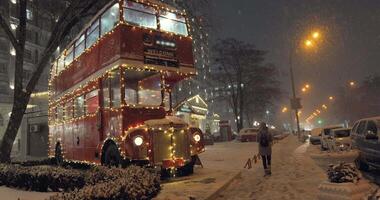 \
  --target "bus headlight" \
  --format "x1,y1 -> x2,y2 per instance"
193,133 -> 201,143
134,136 -> 143,146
